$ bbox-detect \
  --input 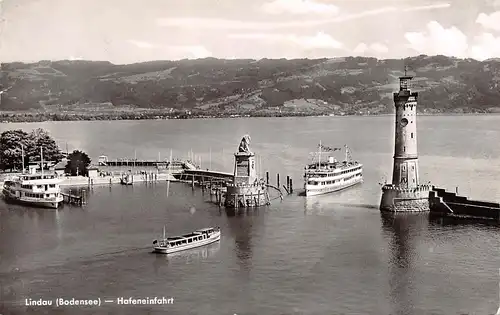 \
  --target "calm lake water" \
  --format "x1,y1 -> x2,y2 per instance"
0,115 -> 499,315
